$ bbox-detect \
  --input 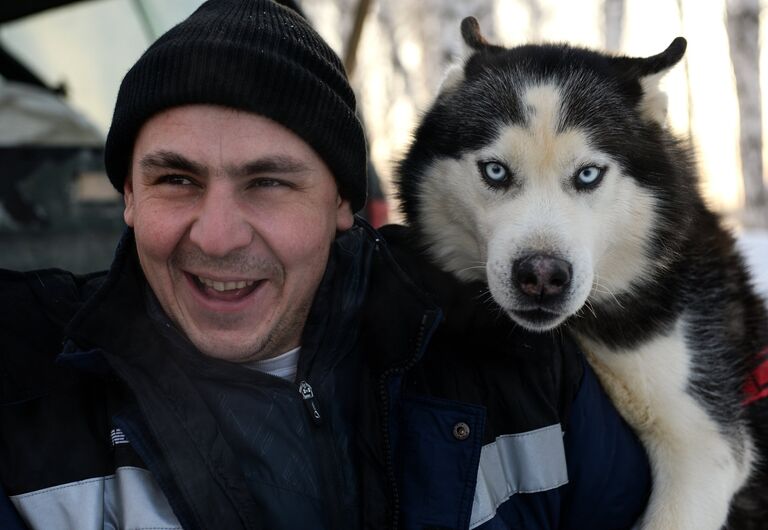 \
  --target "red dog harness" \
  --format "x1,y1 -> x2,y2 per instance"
744,346 -> 768,406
